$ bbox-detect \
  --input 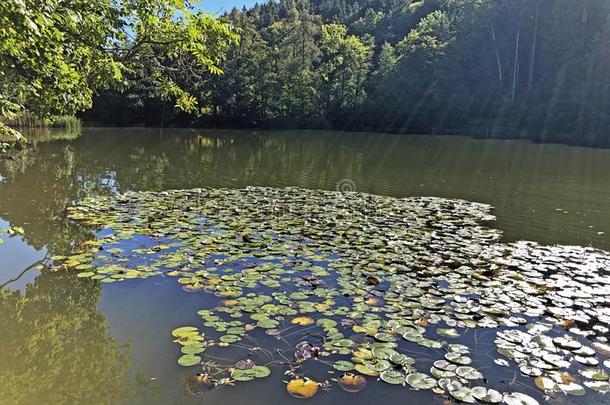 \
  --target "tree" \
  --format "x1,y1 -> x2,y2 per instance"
0,0 -> 238,140
64,0 -> 610,145
318,23 -> 372,121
